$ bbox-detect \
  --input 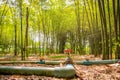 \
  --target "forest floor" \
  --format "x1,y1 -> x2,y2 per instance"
0,54 -> 120,80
